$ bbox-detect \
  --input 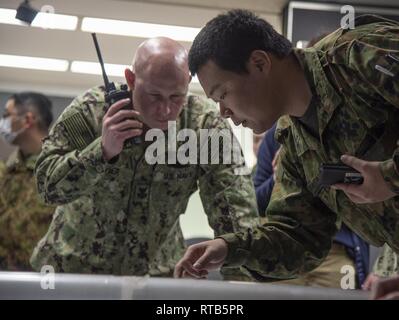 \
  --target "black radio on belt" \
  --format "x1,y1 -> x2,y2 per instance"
91,33 -> 141,145
318,164 -> 364,187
